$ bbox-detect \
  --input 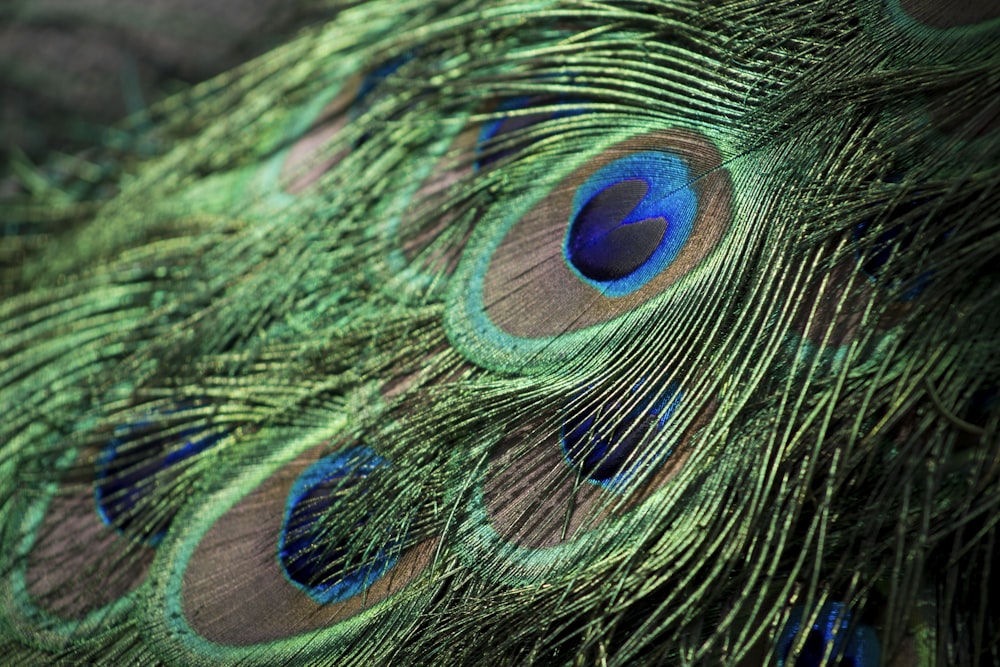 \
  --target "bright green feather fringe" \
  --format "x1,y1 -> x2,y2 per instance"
1,0 -> 998,665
